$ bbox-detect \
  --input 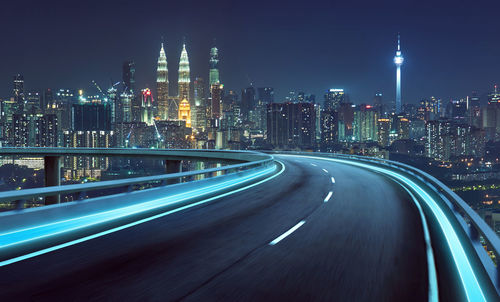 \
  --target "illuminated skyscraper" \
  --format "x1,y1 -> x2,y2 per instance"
178,43 -> 191,104
13,74 -> 25,114
156,42 -> 169,120
178,98 -> 191,128
394,33 -> 404,113
488,84 -> 500,104
373,93 -> 383,115
118,92 -> 133,123
353,105 -> 378,142
377,118 -> 391,146
209,45 -> 220,86
141,88 -> 155,126
324,89 -> 345,111
320,108 -> 338,151
193,77 -> 206,130
467,92 -> 481,128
